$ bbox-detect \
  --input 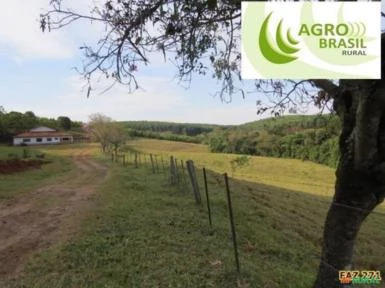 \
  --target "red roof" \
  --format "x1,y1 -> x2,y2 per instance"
14,131 -> 72,138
